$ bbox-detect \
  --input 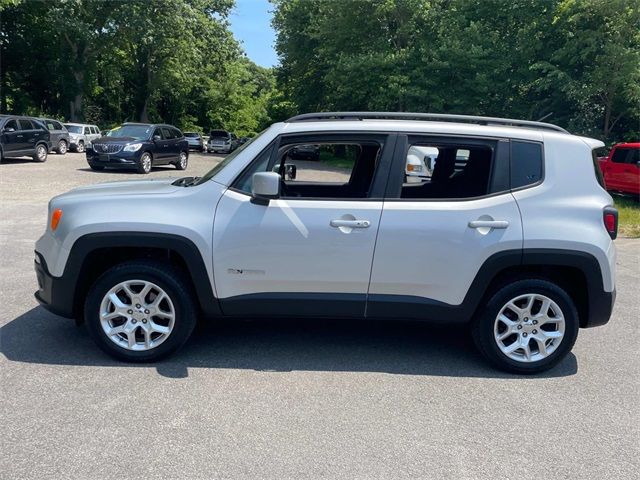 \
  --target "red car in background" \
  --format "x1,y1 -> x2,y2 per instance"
598,142 -> 640,196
